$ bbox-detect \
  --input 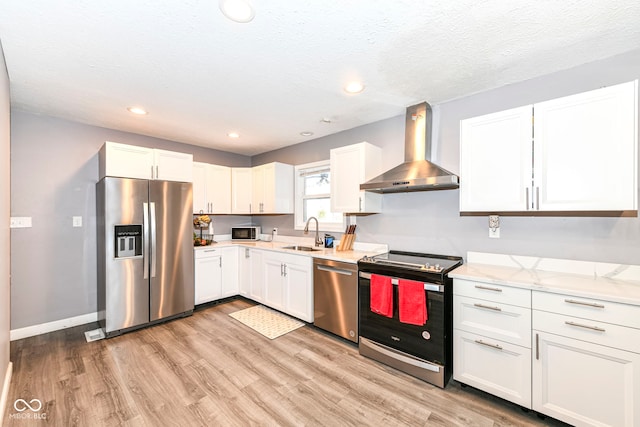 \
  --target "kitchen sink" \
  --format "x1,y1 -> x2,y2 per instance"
281,245 -> 321,252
